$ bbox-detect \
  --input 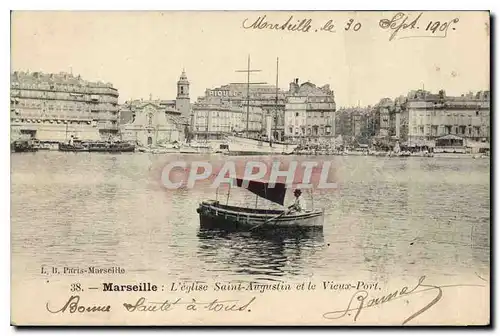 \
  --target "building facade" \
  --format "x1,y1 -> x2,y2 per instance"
285,79 -> 336,143
10,71 -> 119,141
191,84 -> 284,140
403,89 -> 490,142
192,100 -> 243,140
284,96 -> 307,140
119,70 -> 192,145
190,78 -> 336,143
120,102 -> 186,146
